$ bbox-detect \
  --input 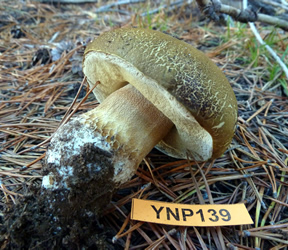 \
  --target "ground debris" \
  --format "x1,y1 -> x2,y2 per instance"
1,0 -> 288,249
